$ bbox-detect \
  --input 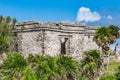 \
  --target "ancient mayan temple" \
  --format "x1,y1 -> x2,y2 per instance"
14,20 -> 99,59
